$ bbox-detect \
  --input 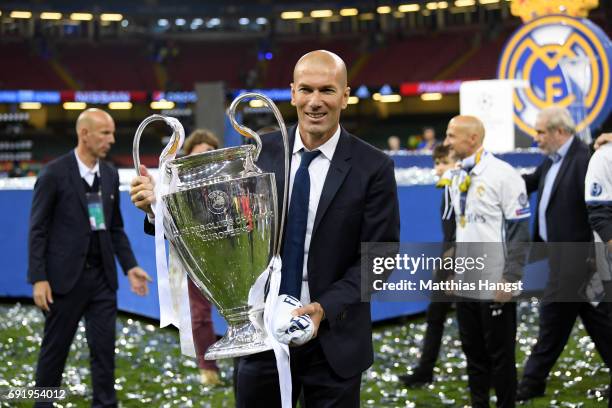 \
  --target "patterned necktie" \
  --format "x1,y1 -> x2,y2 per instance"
279,150 -> 321,298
